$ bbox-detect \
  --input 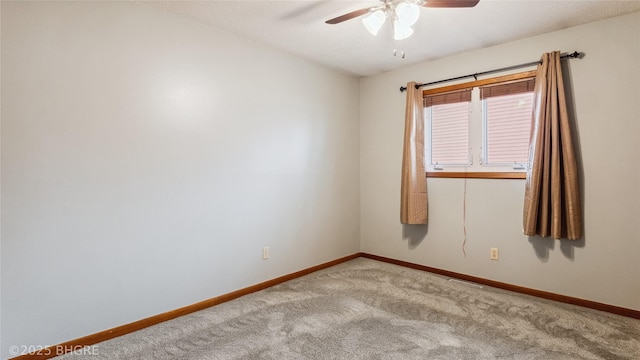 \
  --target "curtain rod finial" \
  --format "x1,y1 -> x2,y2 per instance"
401,83 -> 423,92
